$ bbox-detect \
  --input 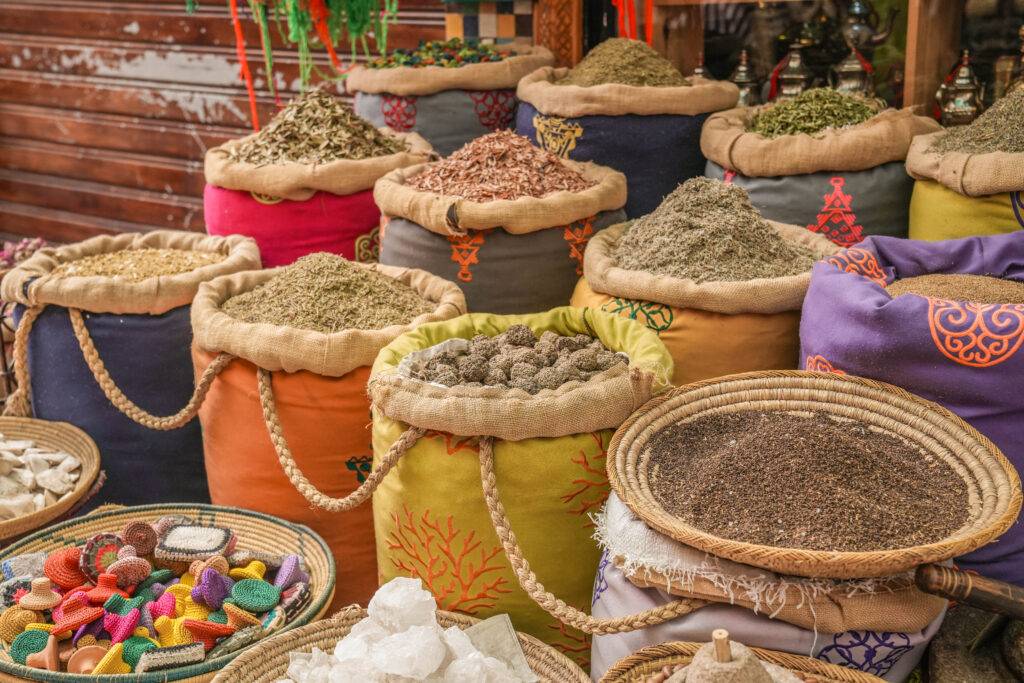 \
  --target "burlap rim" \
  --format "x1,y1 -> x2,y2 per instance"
191,263 -> 466,377
905,130 -> 1024,197
0,231 -> 261,316
204,129 -> 435,202
607,371 -> 1022,580
516,67 -> 739,118
373,158 -> 627,235
345,45 -> 555,96
700,106 -> 941,177
368,307 -> 673,440
584,221 -> 840,315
